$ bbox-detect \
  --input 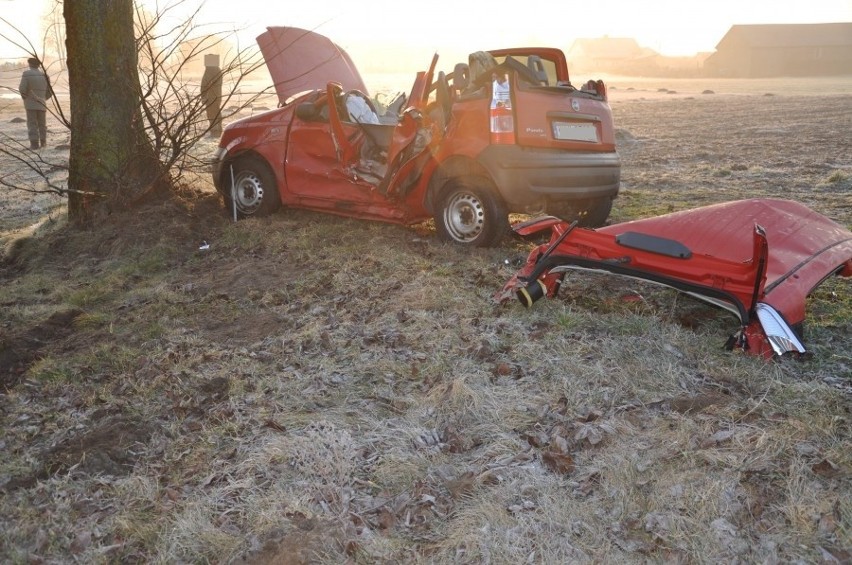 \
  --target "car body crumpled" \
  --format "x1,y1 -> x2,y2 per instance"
212,27 -> 622,247
496,198 -> 852,357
